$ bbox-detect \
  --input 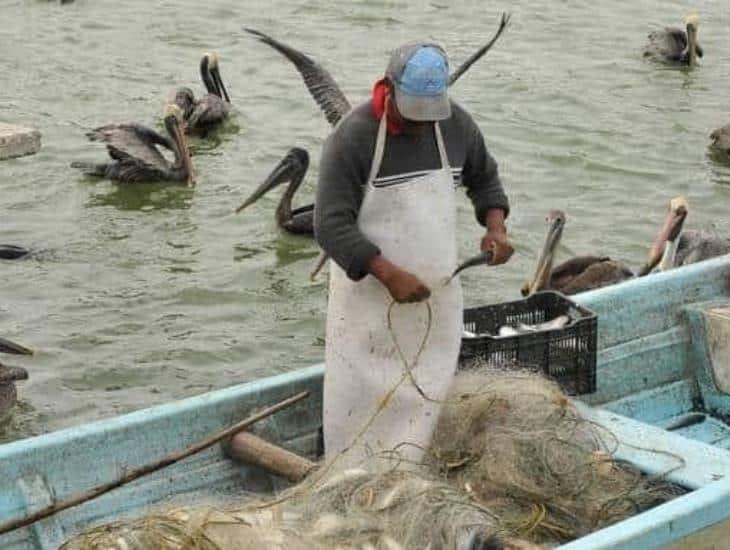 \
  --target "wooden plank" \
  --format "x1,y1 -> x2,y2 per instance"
574,403 -> 730,489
